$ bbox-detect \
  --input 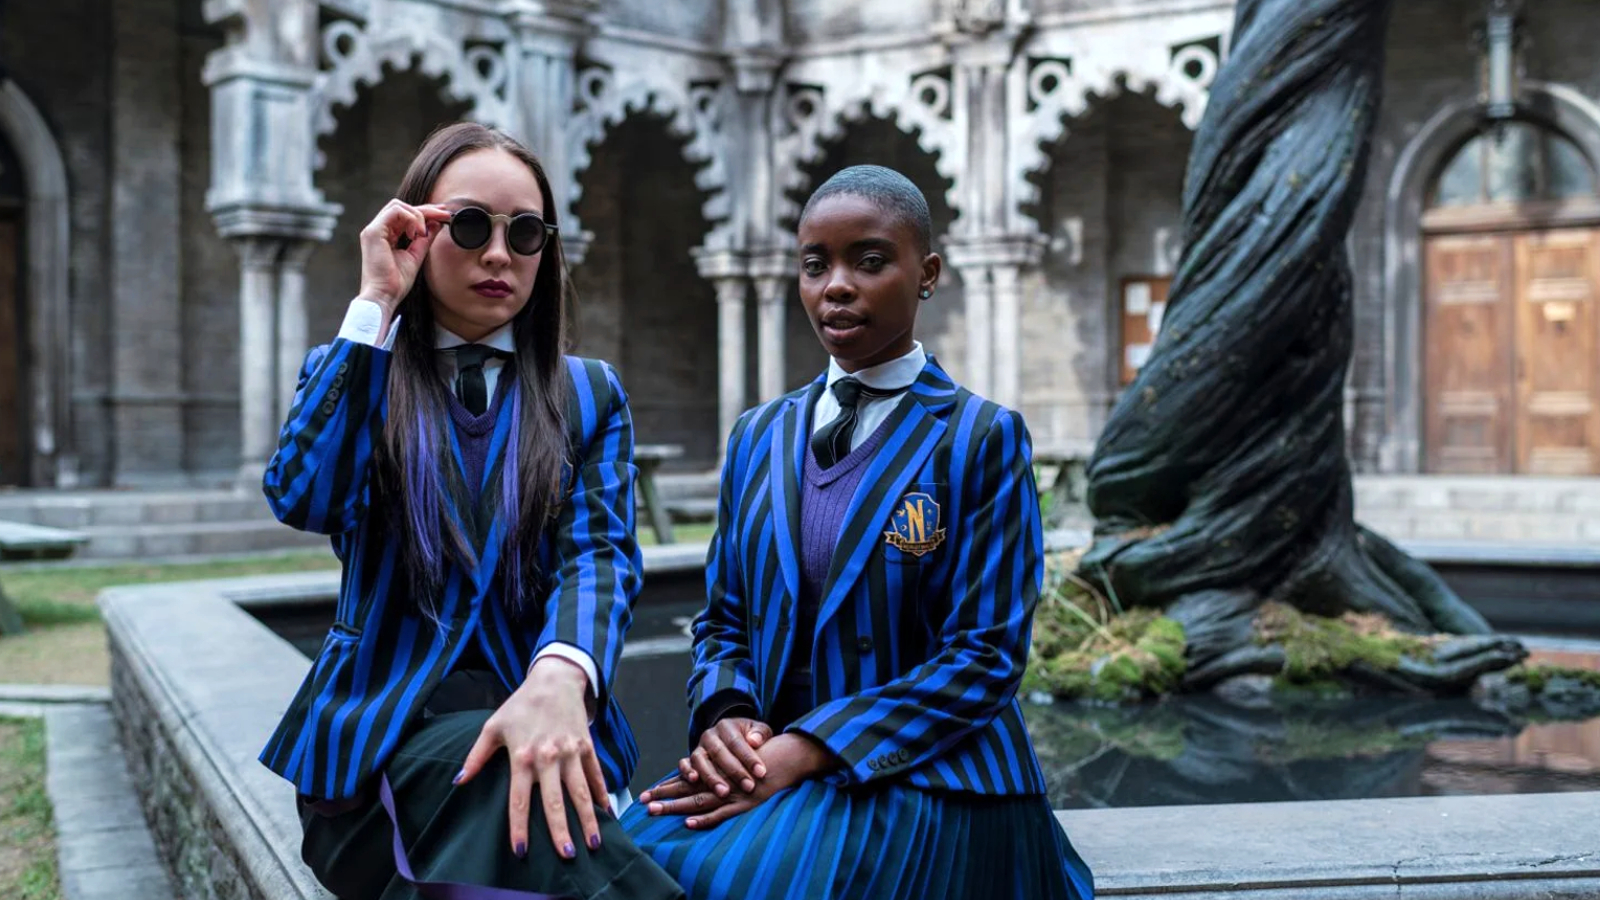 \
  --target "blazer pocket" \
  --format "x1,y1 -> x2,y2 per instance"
880,482 -> 948,565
